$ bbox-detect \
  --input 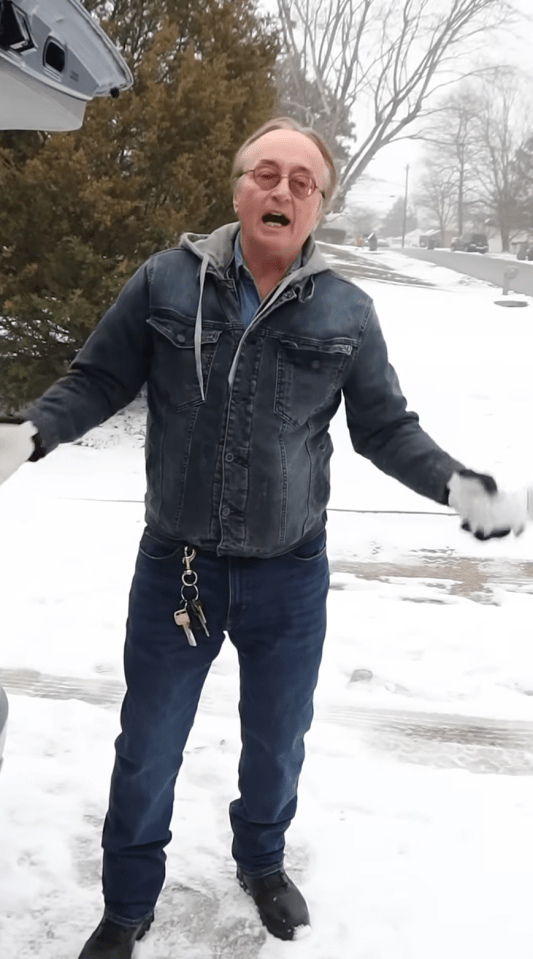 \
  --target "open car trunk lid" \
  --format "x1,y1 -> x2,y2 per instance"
0,0 -> 132,130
